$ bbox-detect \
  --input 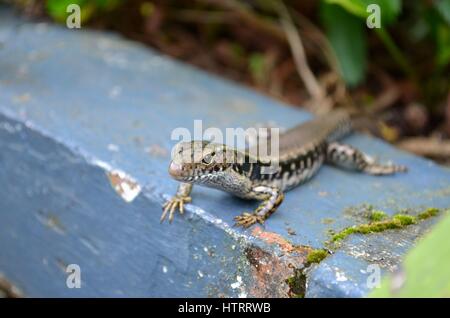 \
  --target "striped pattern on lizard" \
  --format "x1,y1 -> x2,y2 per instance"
162,111 -> 407,227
